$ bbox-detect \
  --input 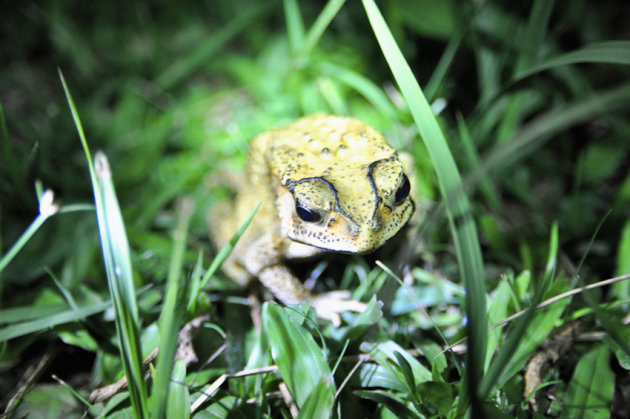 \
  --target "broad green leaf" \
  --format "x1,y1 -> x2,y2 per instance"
561,345 -> 613,418
264,302 -> 334,407
394,351 -> 420,403
198,396 -> 241,418
355,390 -> 420,418
361,341 -> 431,388
297,378 -> 335,419
11,384 -> 82,418
417,342 -> 447,377
358,363 -> 410,393
58,329 -> 99,352
582,145 -> 626,184
417,381 -> 455,416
